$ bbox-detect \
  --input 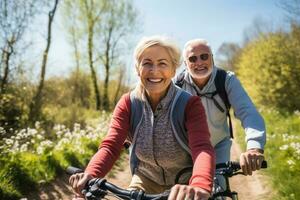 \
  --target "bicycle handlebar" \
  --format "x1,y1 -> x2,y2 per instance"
215,160 -> 267,176
66,166 -> 169,200
216,160 -> 267,170
66,160 -> 268,200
